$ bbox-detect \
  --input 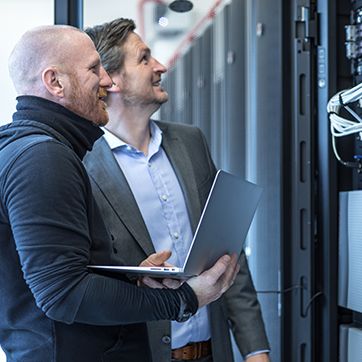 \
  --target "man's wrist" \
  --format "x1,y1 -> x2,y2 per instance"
175,283 -> 198,322
176,291 -> 193,322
